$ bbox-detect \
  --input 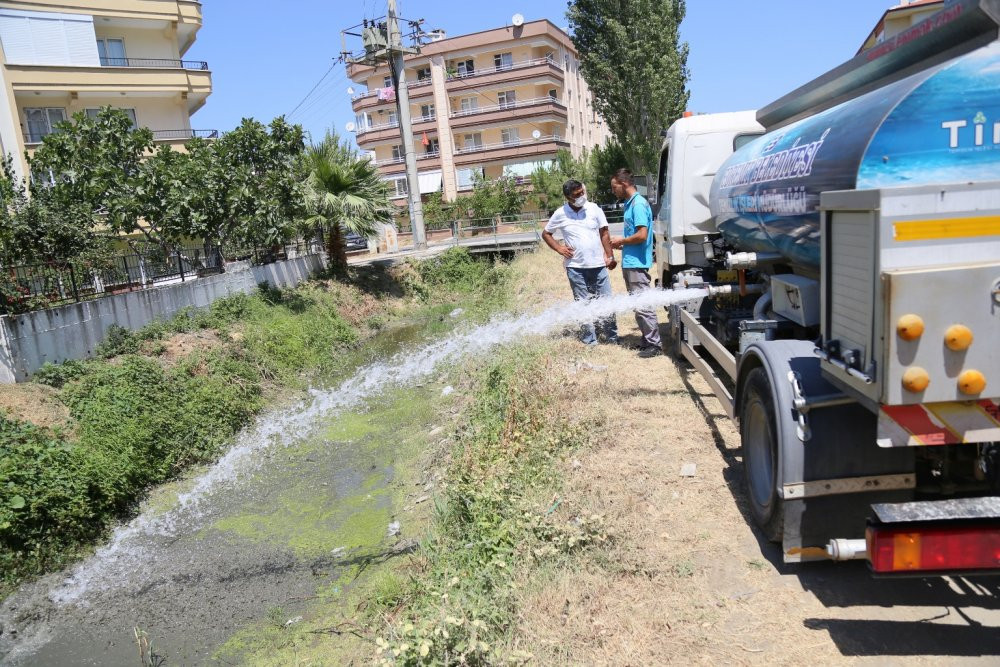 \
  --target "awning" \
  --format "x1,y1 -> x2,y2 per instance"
503,160 -> 553,177
418,170 -> 442,194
